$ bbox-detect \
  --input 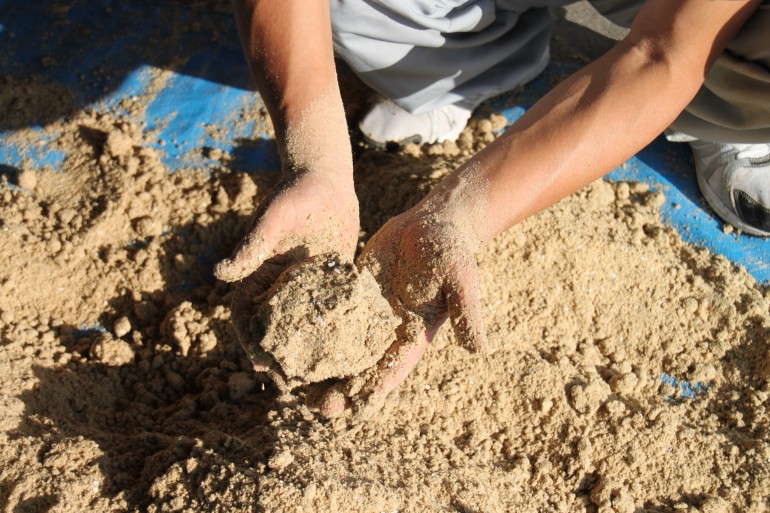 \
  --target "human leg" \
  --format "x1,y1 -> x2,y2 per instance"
690,140 -> 770,236
330,0 -> 572,144
671,2 -> 770,235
